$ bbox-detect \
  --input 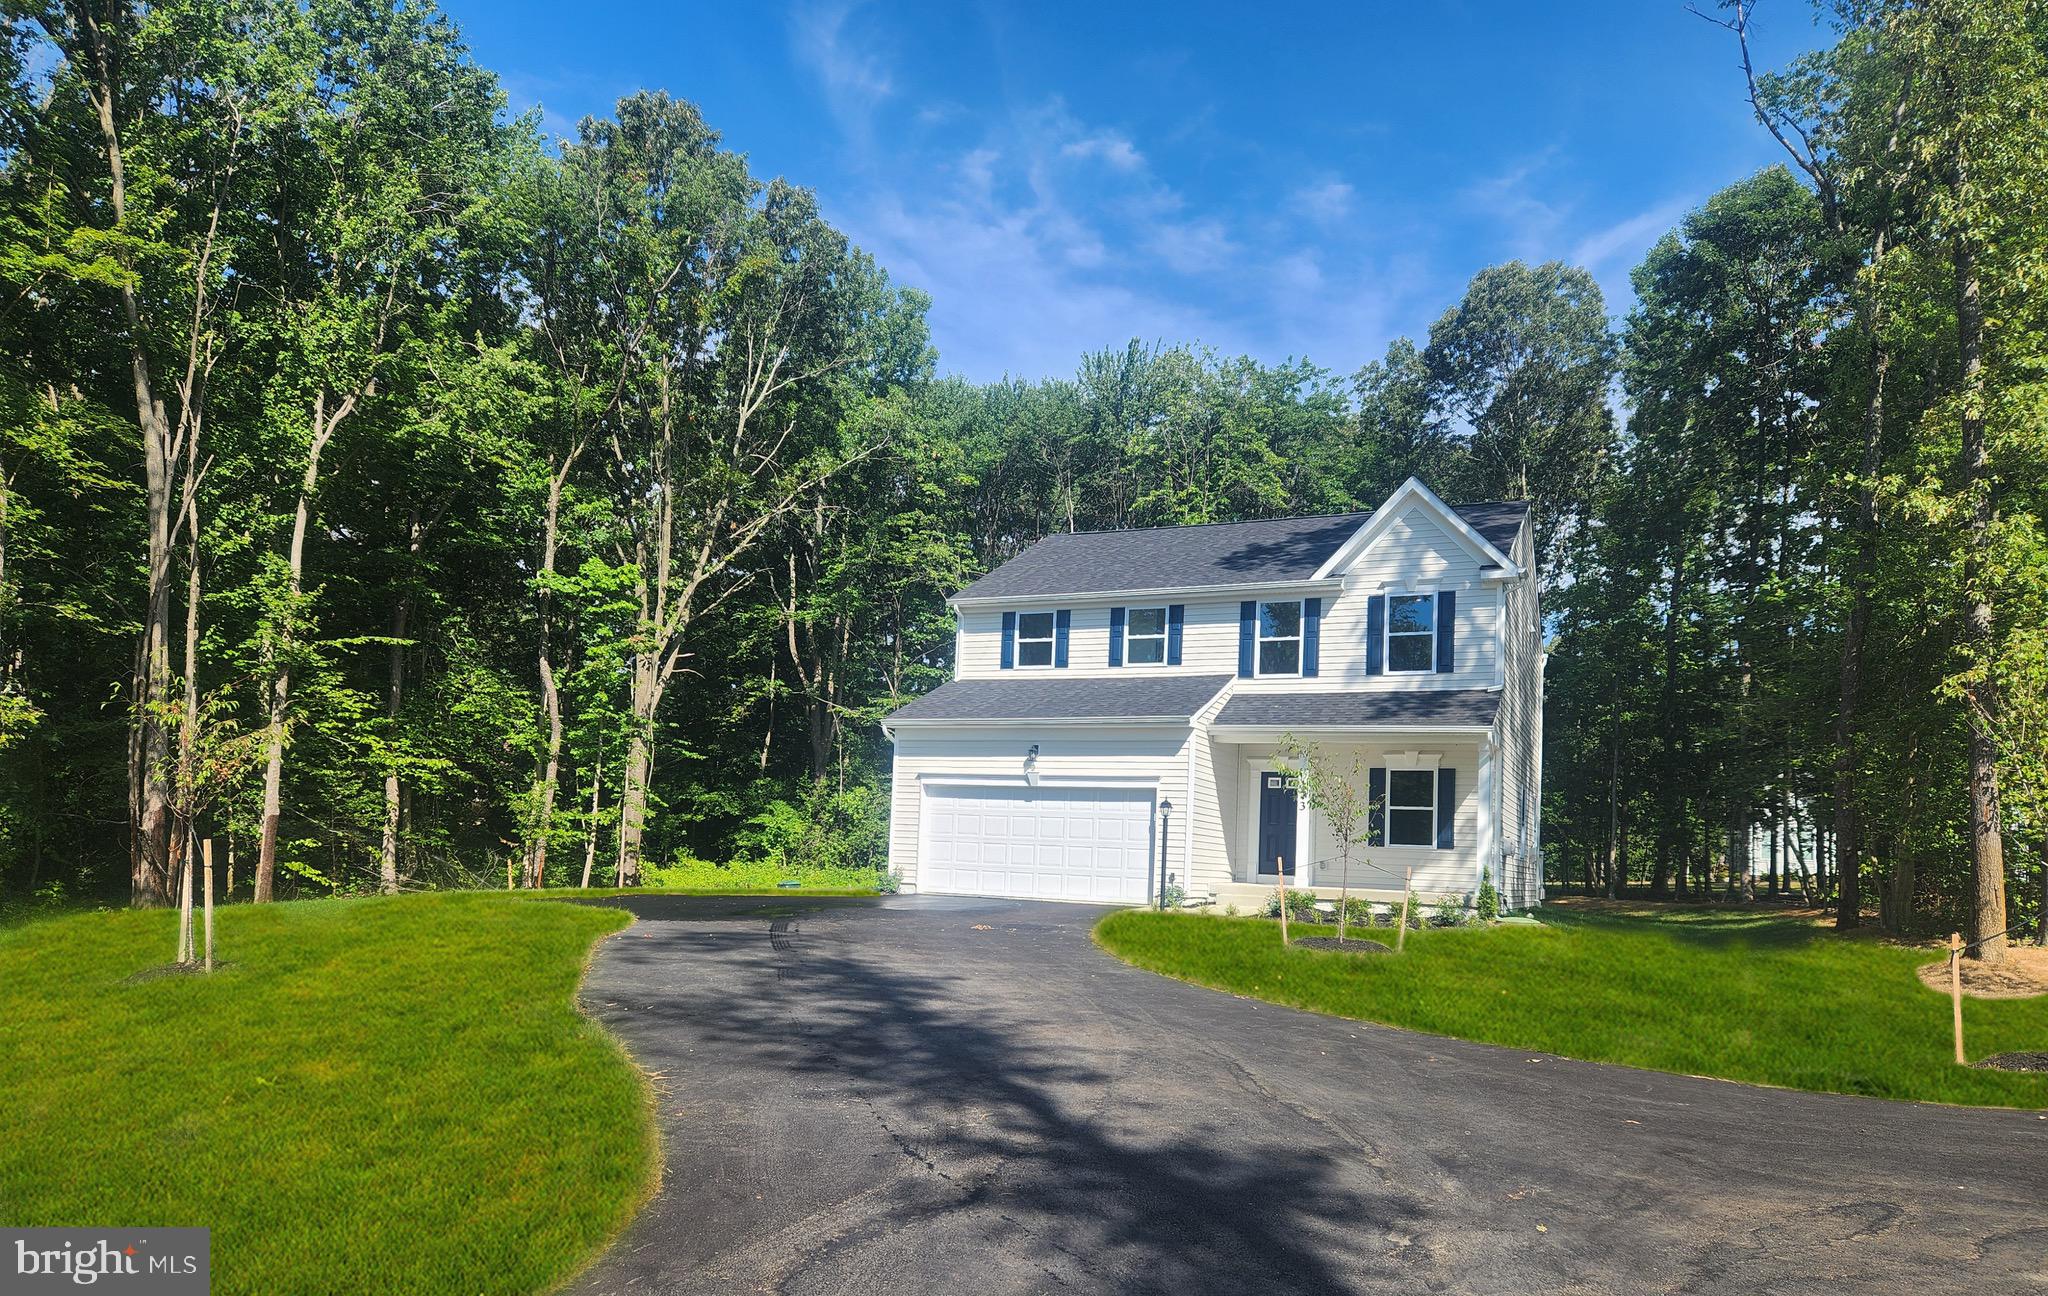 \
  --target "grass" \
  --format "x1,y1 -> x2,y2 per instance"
1094,904 -> 2048,1108
0,891 -> 656,1294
